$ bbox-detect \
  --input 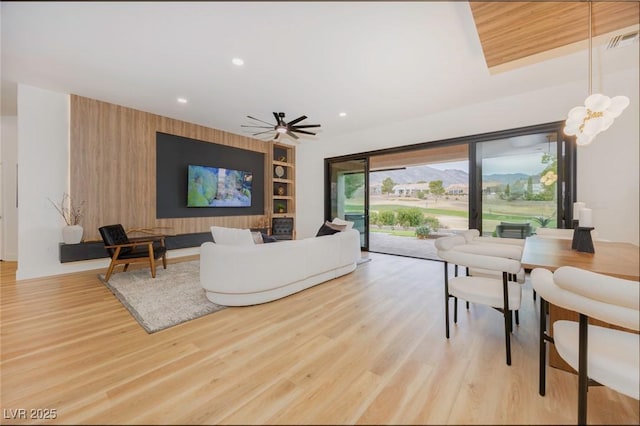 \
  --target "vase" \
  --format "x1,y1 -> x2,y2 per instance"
63,225 -> 83,244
